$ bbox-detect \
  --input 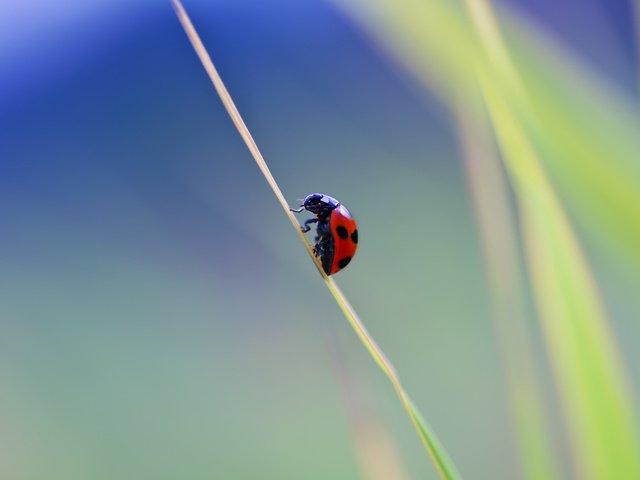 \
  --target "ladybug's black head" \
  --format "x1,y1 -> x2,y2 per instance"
301,193 -> 339,216
302,193 -> 324,212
